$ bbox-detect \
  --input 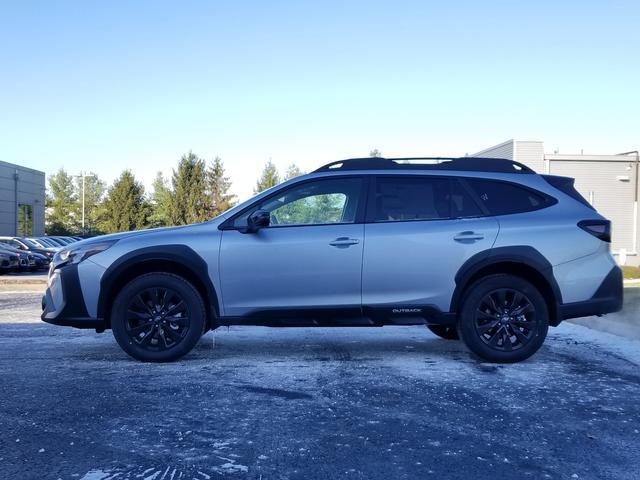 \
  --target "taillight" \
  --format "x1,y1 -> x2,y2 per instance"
578,220 -> 611,243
